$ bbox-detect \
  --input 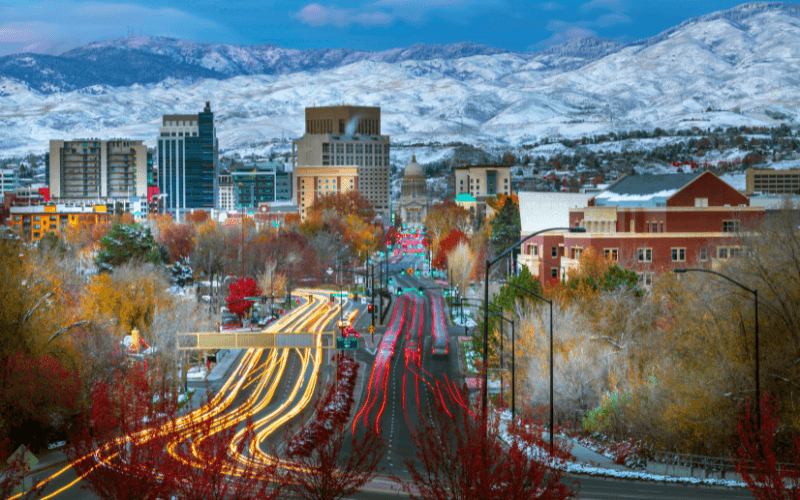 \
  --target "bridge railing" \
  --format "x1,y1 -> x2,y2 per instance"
644,449 -> 798,481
